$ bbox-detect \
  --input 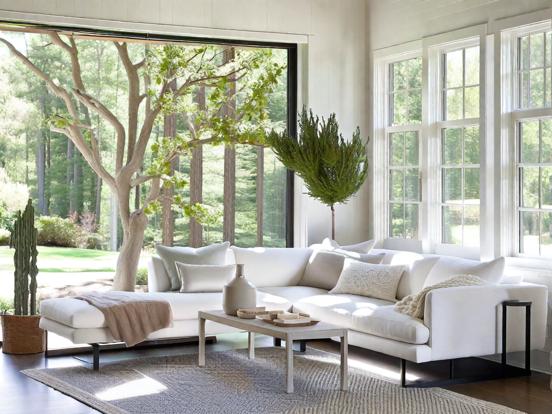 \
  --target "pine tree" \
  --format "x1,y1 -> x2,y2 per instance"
267,109 -> 368,239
